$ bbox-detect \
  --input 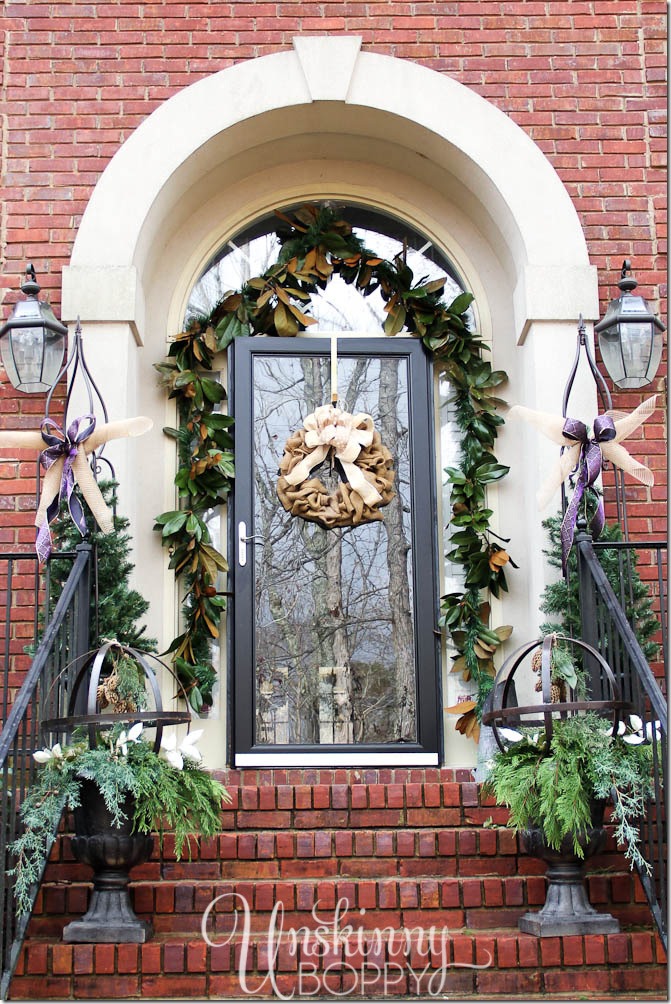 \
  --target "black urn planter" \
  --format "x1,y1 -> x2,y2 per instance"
63,780 -> 153,943
481,634 -> 632,938
518,798 -> 620,937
